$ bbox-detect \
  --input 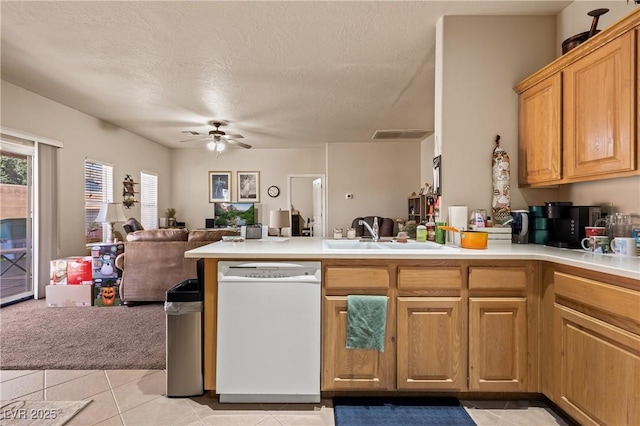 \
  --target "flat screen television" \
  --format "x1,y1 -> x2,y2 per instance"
213,202 -> 255,227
